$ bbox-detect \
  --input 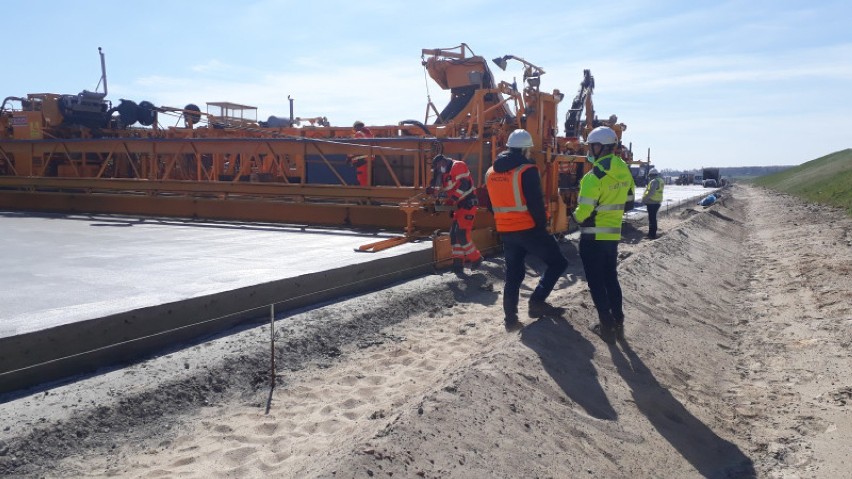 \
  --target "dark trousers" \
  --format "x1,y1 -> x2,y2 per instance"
501,228 -> 568,317
579,239 -> 623,327
647,203 -> 661,238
